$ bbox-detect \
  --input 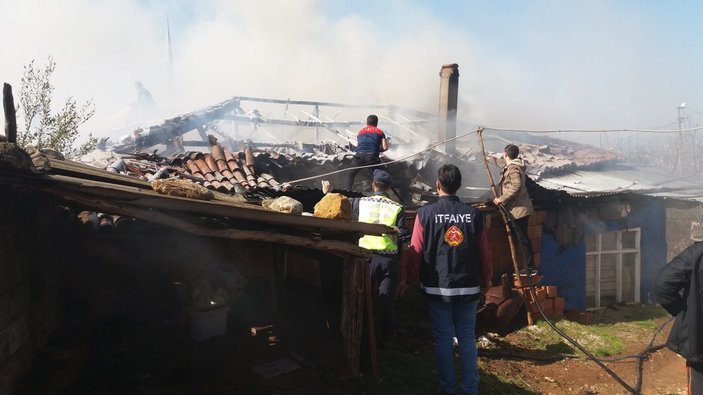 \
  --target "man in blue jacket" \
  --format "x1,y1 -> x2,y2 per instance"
399,164 -> 492,395
653,240 -> 703,394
